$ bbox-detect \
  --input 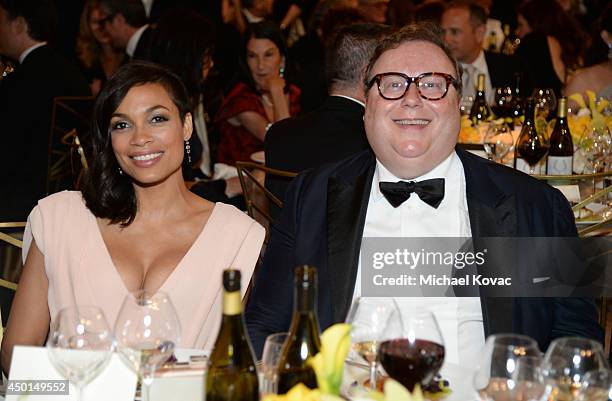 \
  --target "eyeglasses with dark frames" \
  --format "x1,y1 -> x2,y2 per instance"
366,72 -> 460,101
